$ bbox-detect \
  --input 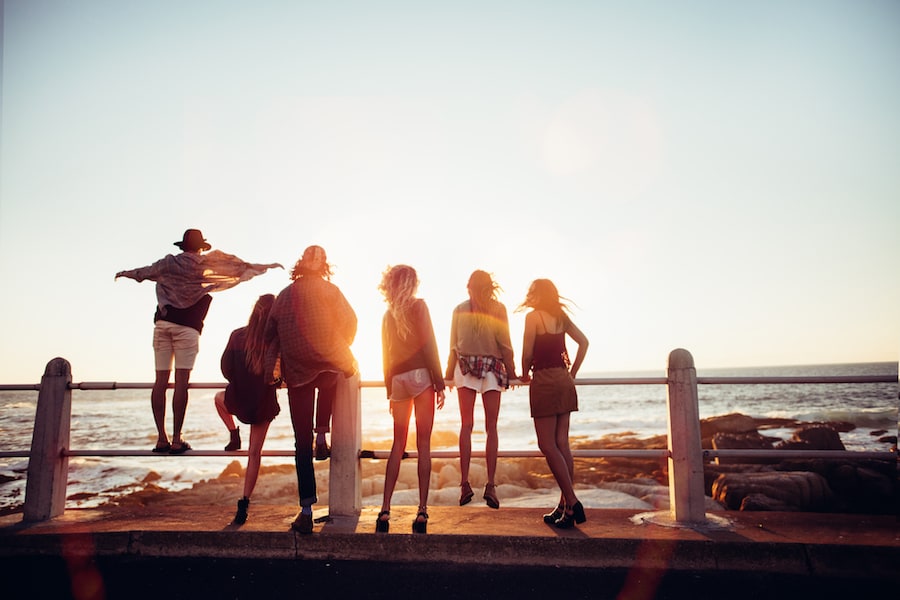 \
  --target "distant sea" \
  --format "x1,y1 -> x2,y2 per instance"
1,362 -> 896,513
